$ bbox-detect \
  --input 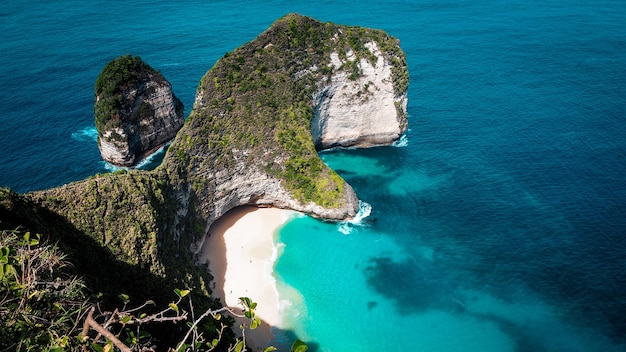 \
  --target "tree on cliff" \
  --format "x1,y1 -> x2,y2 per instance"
94,55 -> 153,132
